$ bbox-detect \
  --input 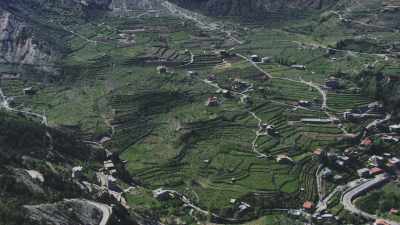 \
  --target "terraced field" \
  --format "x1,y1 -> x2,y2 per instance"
1,7 -> 394,223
